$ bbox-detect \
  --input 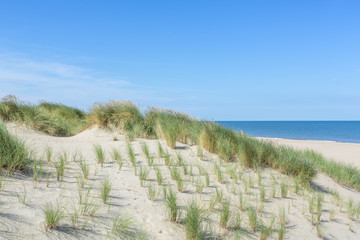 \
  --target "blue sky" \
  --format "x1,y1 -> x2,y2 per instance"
0,1 -> 359,120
